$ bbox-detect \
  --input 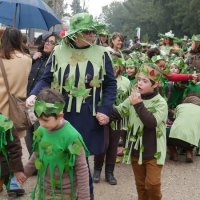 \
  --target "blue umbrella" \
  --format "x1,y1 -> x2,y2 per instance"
0,0 -> 61,30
